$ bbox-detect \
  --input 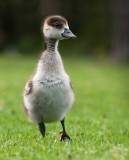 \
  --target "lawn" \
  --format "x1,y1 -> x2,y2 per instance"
0,54 -> 129,160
